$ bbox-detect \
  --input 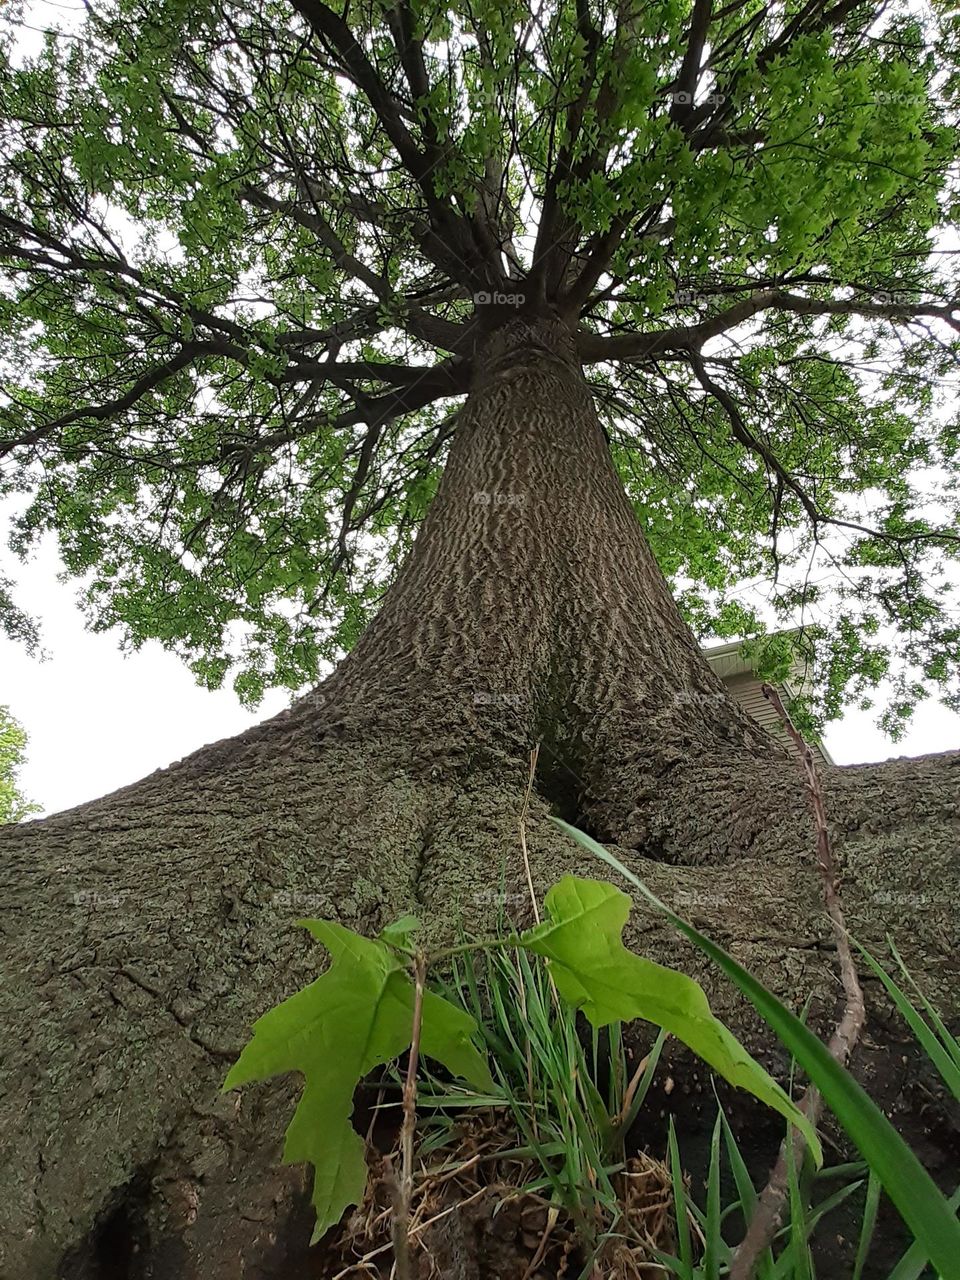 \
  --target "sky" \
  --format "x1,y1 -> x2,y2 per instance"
1,537 -> 288,816
2,533 -> 958,819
